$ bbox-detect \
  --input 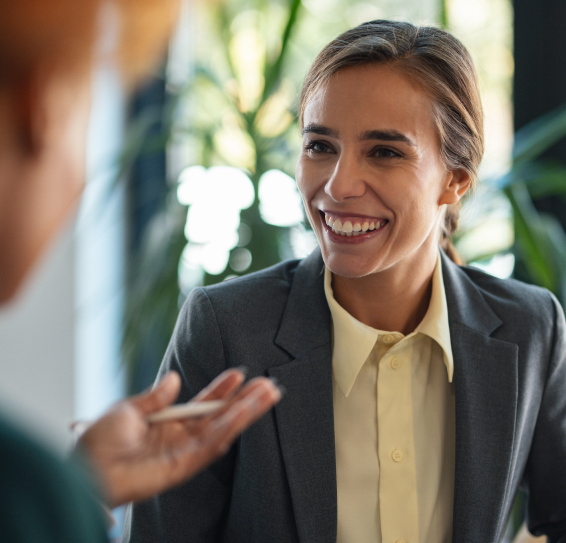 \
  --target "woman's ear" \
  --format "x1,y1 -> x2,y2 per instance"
439,168 -> 471,206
